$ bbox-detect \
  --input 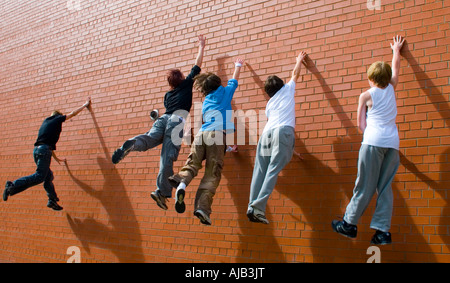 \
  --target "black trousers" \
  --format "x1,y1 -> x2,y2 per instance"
11,145 -> 58,201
